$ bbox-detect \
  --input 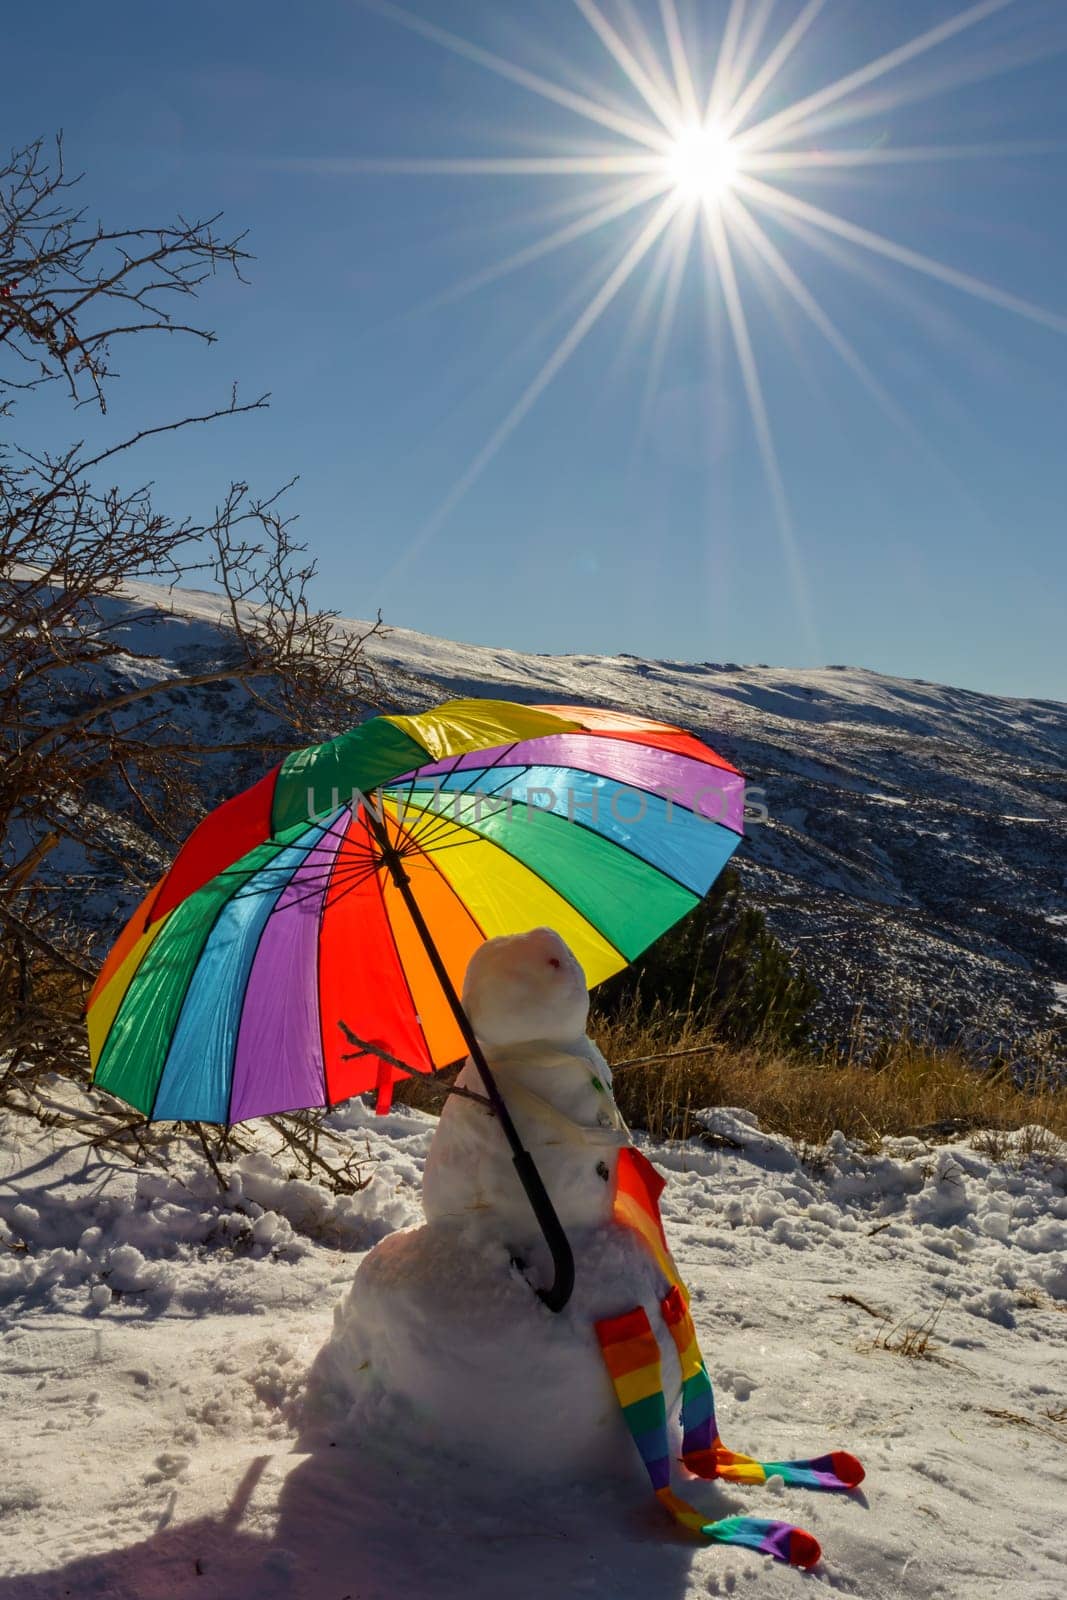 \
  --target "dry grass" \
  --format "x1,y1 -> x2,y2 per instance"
830,1292 -> 892,1321
981,1405 -> 1067,1442
868,1301 -> 947,1361
593,1006 -> 1067,1150
392,1062 -> 460,1113
7,951 -> 1063,1169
